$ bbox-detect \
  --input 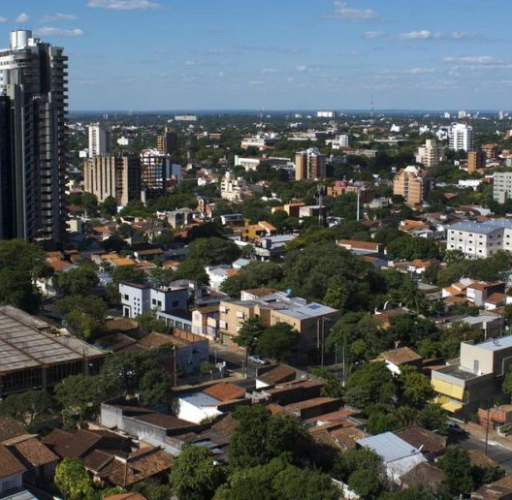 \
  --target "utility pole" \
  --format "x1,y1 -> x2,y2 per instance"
485,403 -> 492,456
